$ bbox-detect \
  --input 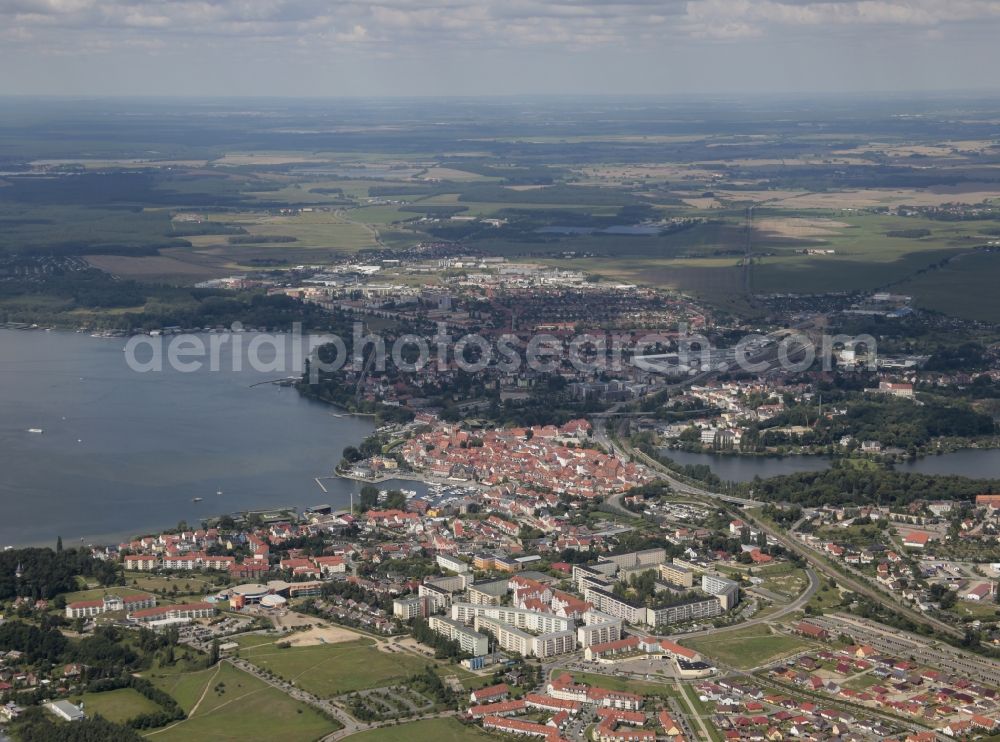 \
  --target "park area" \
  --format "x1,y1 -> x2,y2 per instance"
143,661 -> 337,742
69,688 -> 164,725
682,625 -> 815,669
233,634 -> 432,697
